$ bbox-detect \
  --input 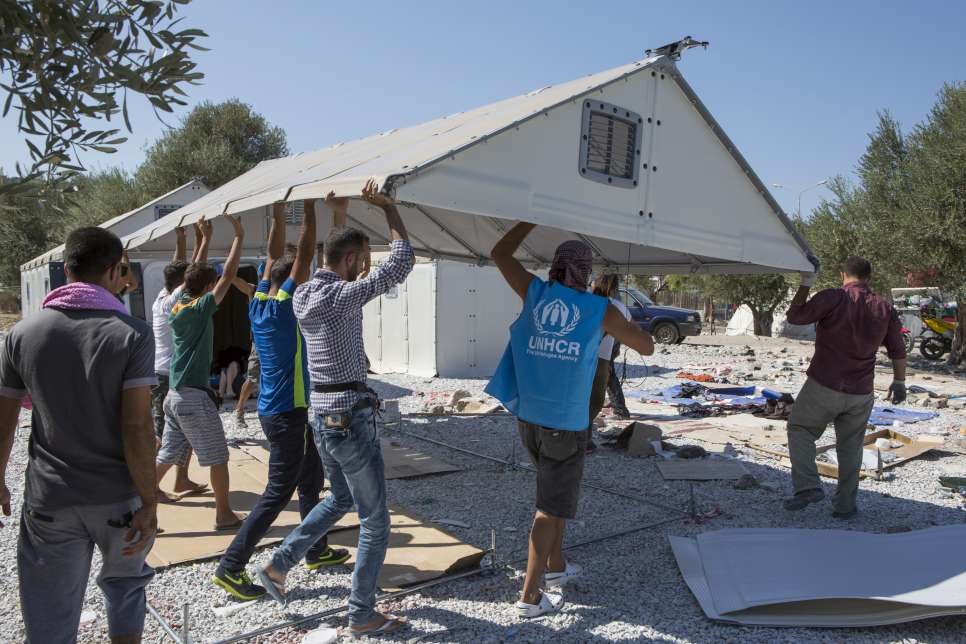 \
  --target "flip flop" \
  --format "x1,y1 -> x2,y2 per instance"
213,514 -> 246,531
173,483 -> 209,497
256,566 -> 287,605
346,613 -> 408,639
157,490 -> 184,504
